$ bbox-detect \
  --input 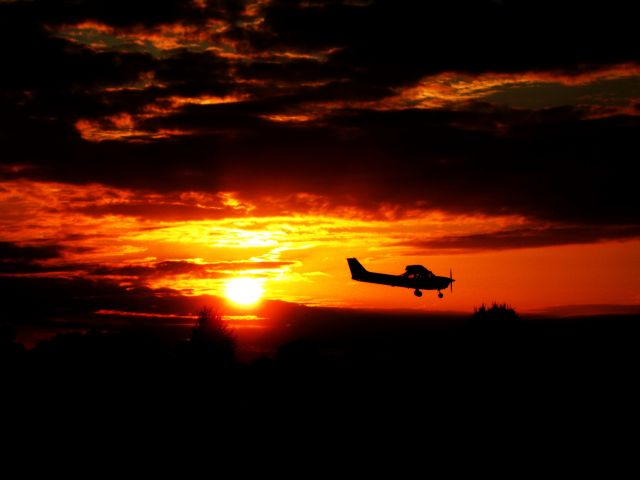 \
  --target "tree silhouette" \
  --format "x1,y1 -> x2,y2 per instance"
190,307 -> 236,366
471,303 -> 521,324
468,302 -> 523,336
